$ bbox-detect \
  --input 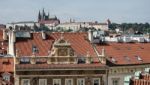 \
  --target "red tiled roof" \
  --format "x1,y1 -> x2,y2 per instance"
0,57 -> 14,72
15,32 -> 104,69
15,32 -> 98,62
15,32 -> 150,66
96,43 -> 150,65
